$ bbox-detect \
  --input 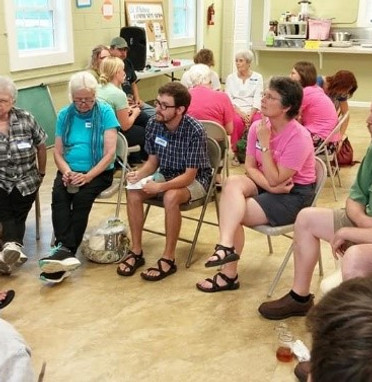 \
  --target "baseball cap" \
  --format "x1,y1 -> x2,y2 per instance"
110,36 -> 128,49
